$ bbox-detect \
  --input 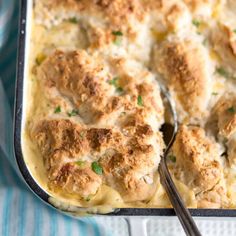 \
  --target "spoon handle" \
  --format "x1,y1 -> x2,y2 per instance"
159,158 -> 202,236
